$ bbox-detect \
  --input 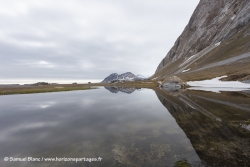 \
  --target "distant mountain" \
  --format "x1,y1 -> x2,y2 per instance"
101,73 -> 120,83
101,72 -> 146,83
